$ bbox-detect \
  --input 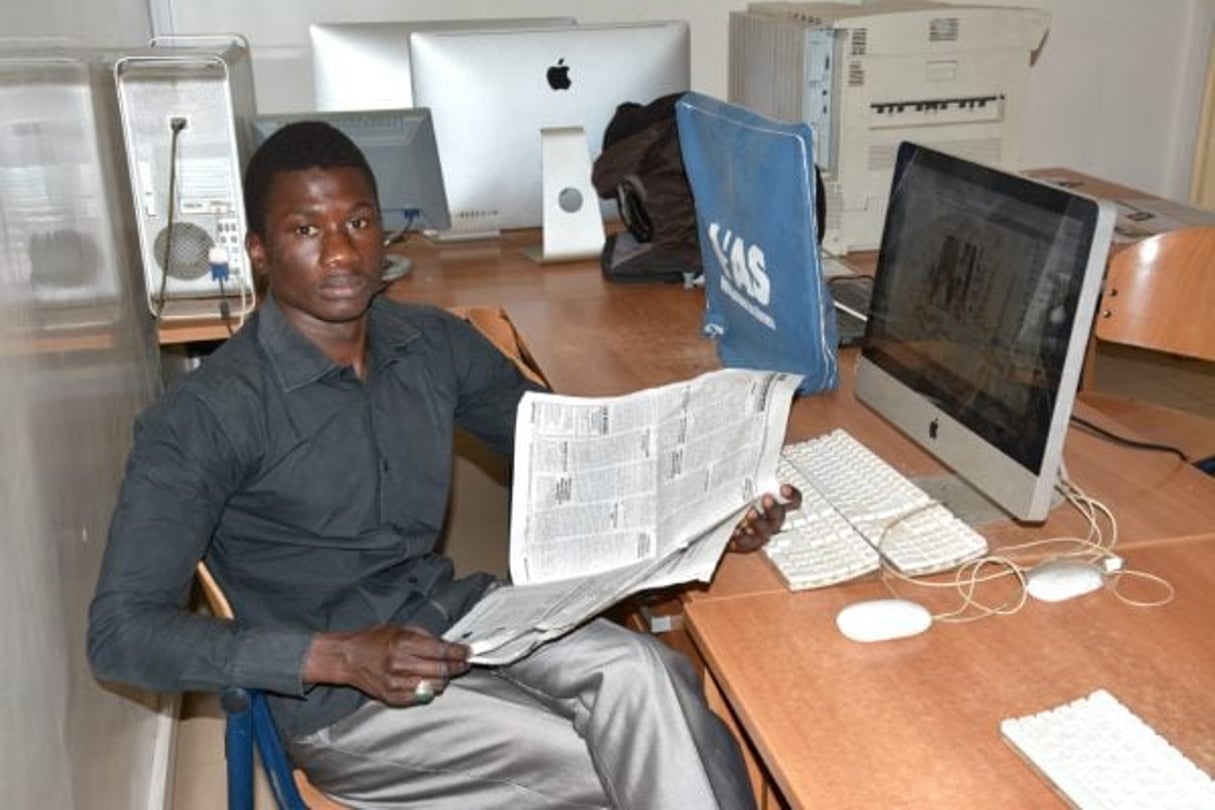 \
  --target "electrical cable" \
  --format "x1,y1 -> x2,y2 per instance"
153,117 -> 188,321
875,476 -> 1175,619
1070,414 -> 1189,462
